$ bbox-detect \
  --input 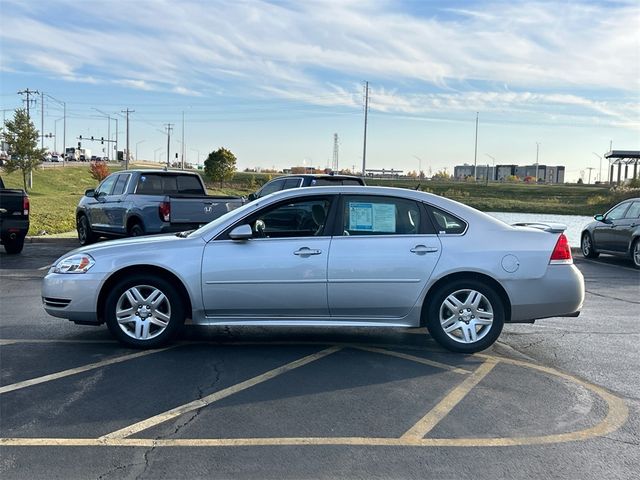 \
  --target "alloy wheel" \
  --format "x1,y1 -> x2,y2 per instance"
439,289 -> 494,344
115,285 -> 171,340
